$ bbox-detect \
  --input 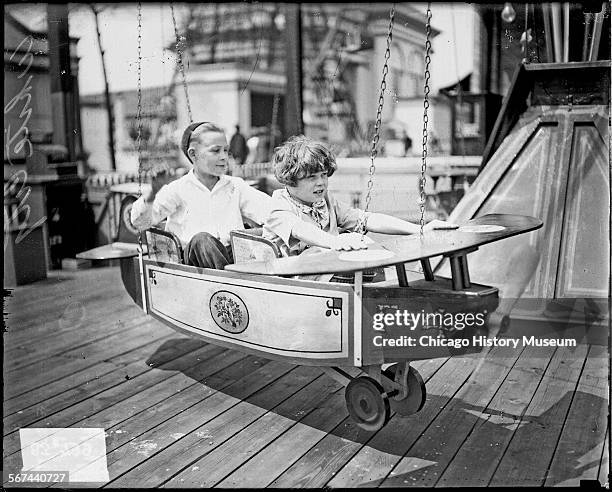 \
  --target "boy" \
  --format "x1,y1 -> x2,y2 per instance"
131,121 -> 272,269
263,135 -> 454,257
